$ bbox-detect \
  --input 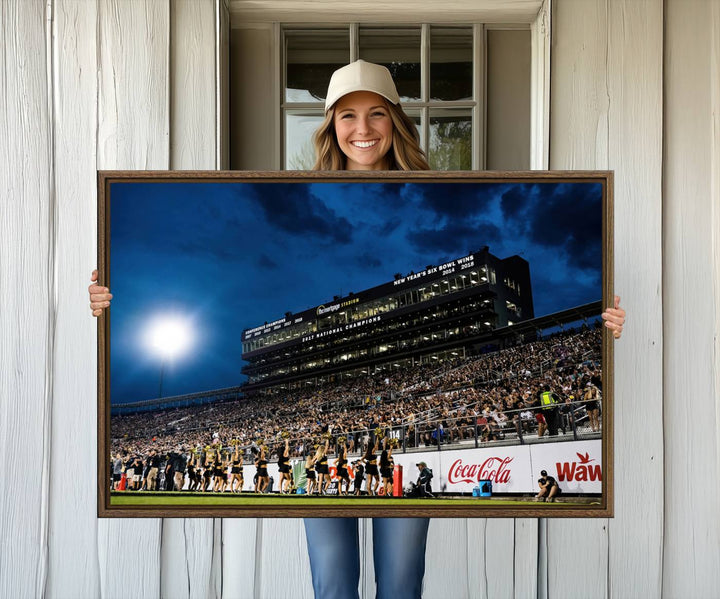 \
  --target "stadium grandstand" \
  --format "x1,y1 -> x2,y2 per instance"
109,248 -> 604,497
241,247 -> 535,395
